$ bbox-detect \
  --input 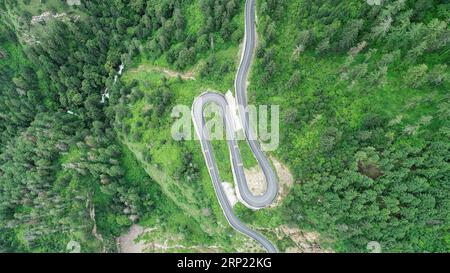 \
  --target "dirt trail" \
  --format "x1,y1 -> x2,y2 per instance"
129,65 -> 196,80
